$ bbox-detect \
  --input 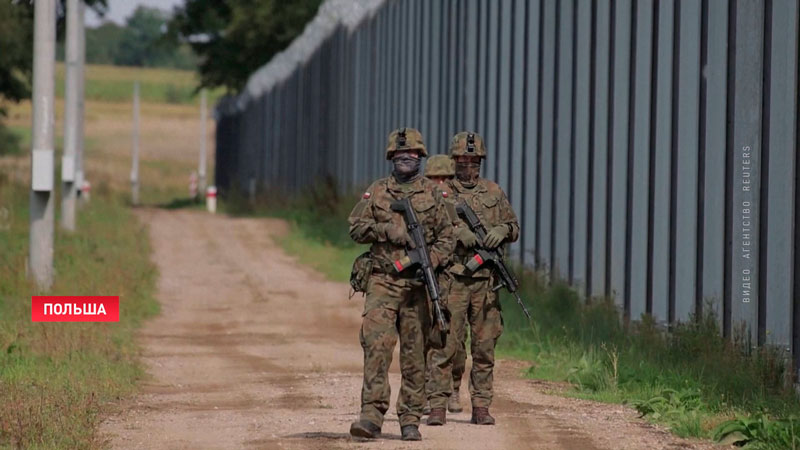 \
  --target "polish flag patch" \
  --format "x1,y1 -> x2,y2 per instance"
363,192 -> 371,199
442,191 -> 448,198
